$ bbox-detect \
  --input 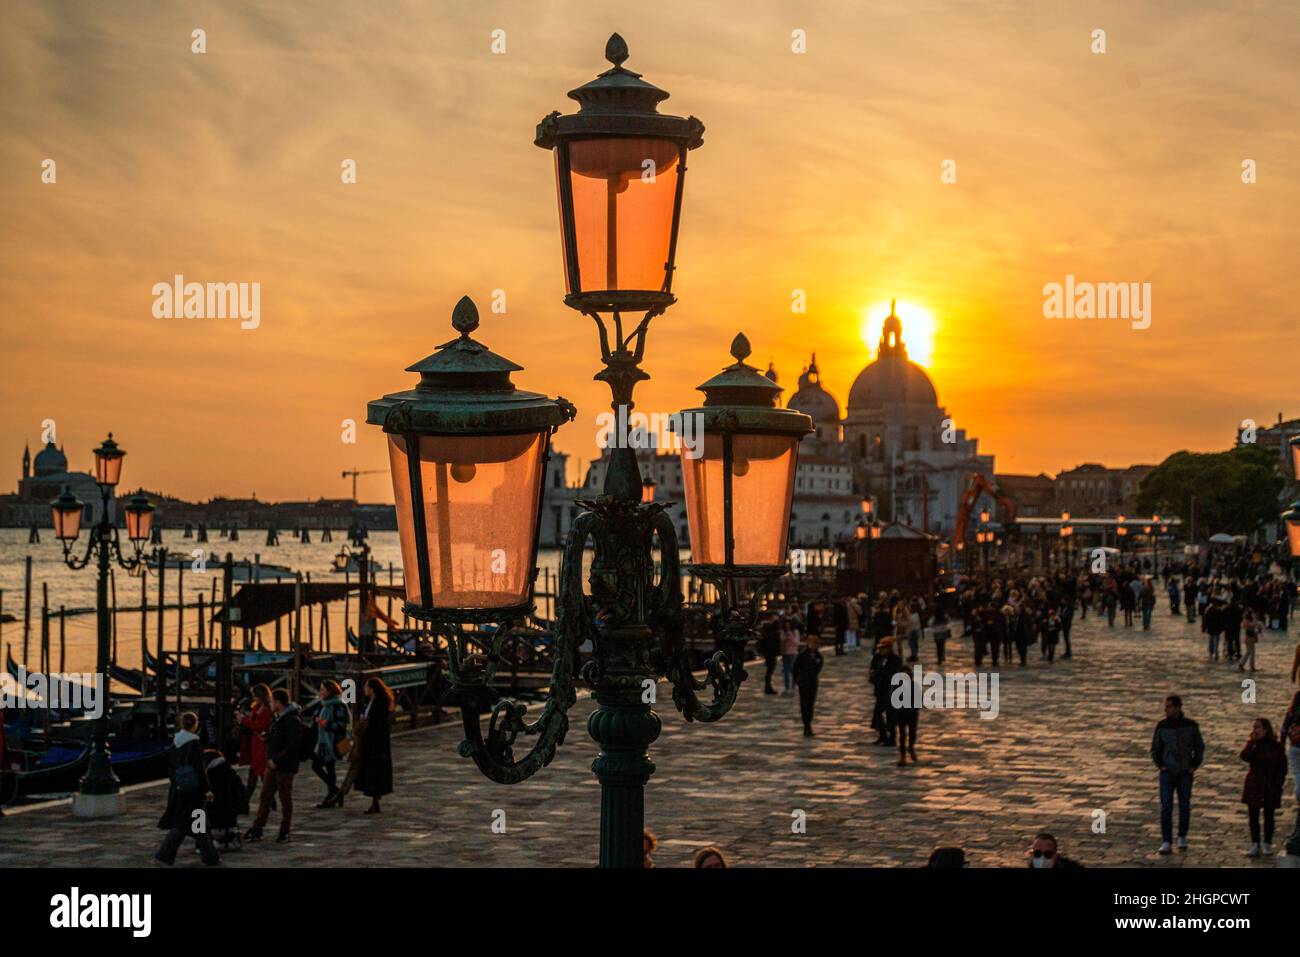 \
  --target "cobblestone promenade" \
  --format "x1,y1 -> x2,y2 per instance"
3,608 -> 1297,868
